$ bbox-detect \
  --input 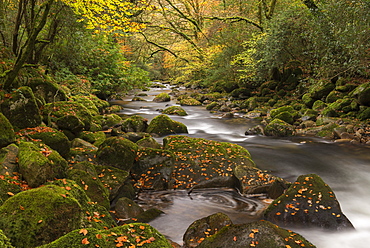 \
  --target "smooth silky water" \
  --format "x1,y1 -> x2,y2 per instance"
114,84 -> 370,248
